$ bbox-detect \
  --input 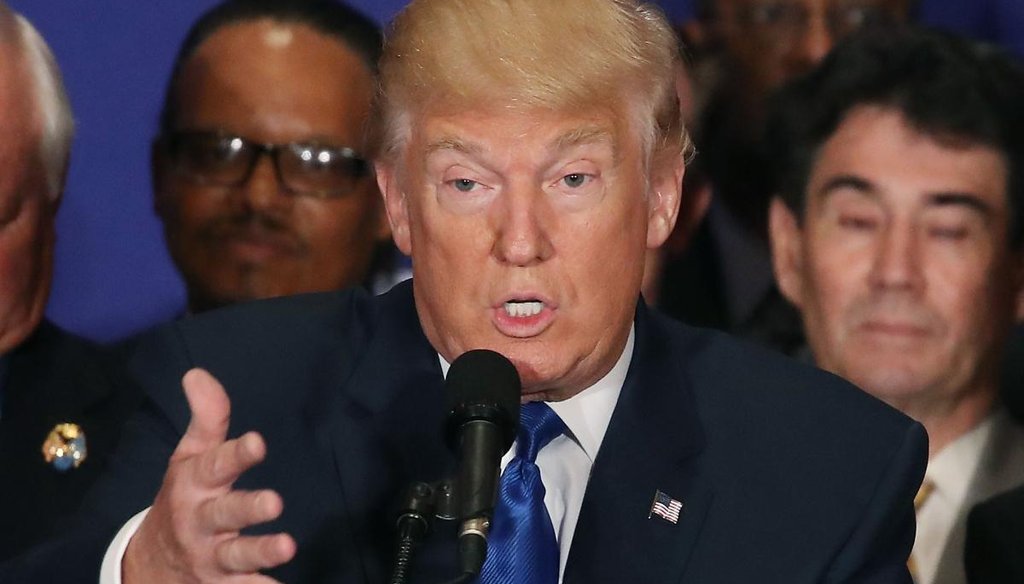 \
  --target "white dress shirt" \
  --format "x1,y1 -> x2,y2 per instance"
100,327 -> 634,583
911,414 -> 995,584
